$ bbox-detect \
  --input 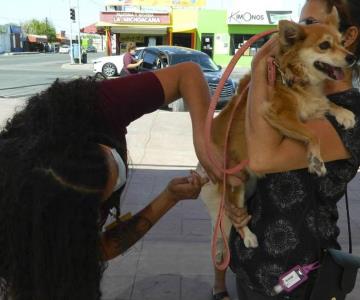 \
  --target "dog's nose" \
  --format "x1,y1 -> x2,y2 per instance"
346,54 -> 357,66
